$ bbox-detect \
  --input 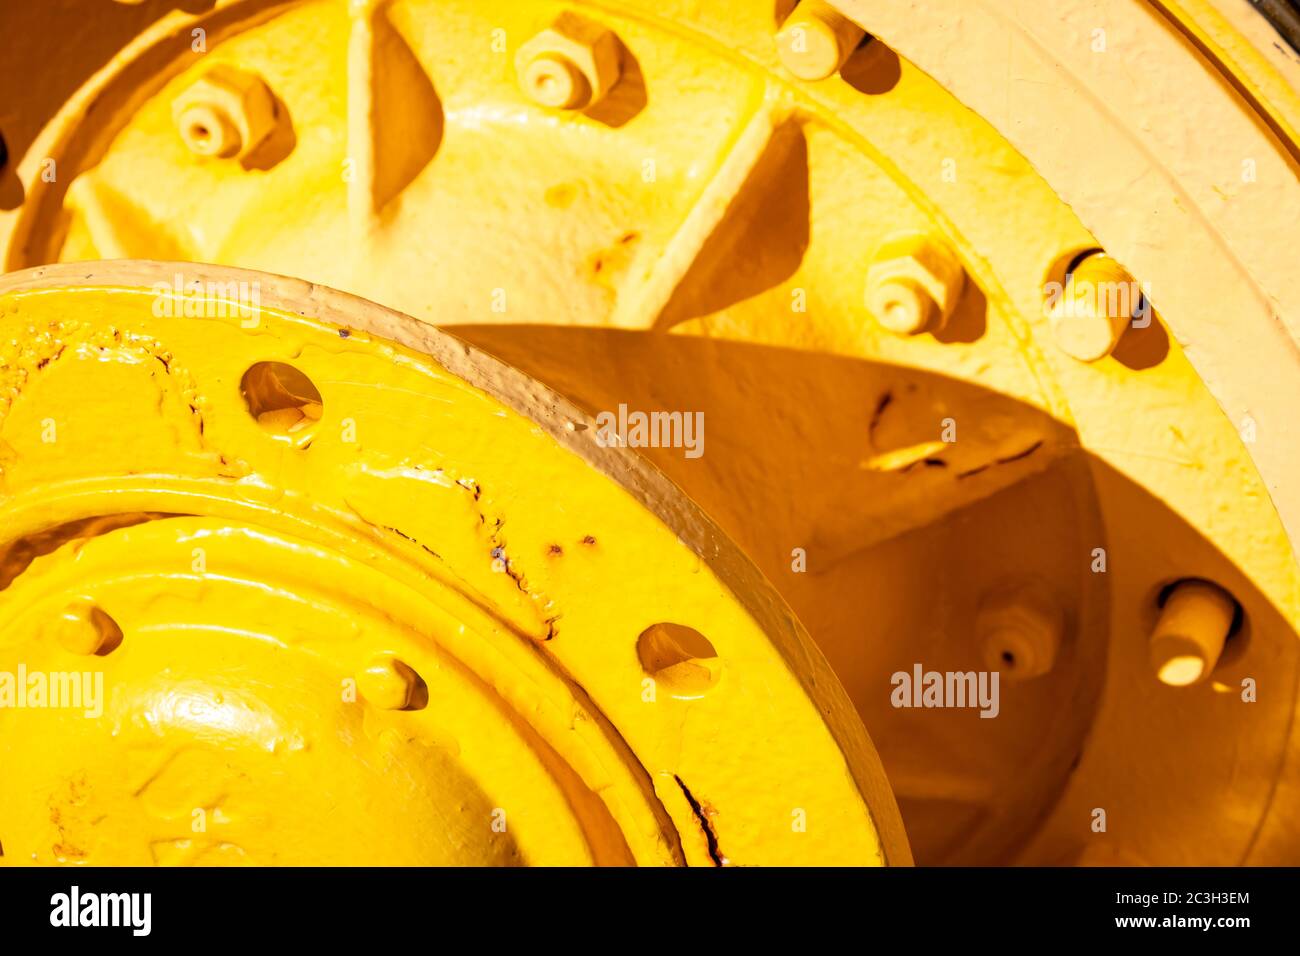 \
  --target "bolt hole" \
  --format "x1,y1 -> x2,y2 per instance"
400,665 -> 429,711
636,623 -> 720,699
1064,247 -> 1106,281
89,606 -> 124,657
240,362 -> 323,447
1043,246 -> 1104,297
1156,578 -> 1245,638
1001,650 -> 1016,666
